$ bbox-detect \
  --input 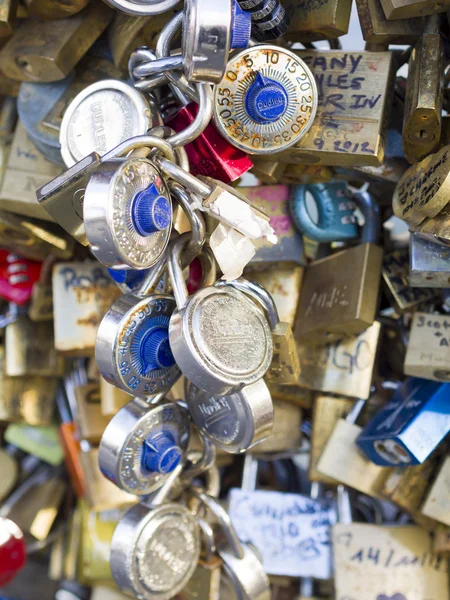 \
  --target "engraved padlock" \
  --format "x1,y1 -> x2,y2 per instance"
168,234 -> 273,395
99,396 -> 191,495
290,183 -> 358,243
185,377 -> 273,454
